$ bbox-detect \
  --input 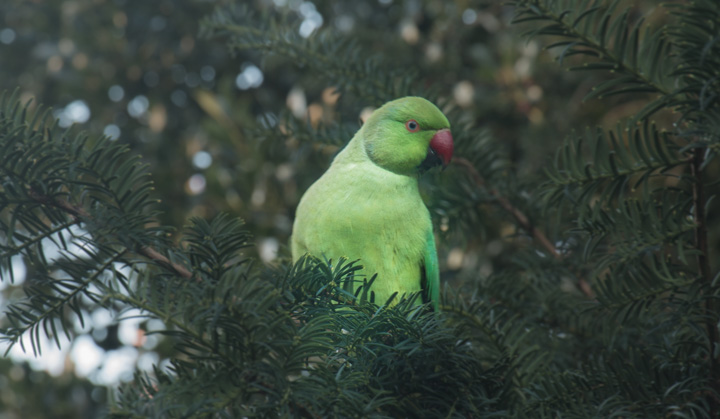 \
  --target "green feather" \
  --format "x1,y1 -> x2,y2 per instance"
291,97 -> 450,309
424,228 -> 440,311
